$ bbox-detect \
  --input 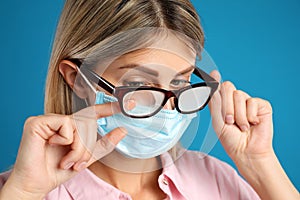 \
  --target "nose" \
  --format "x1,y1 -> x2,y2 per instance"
163,98 -> 175,110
